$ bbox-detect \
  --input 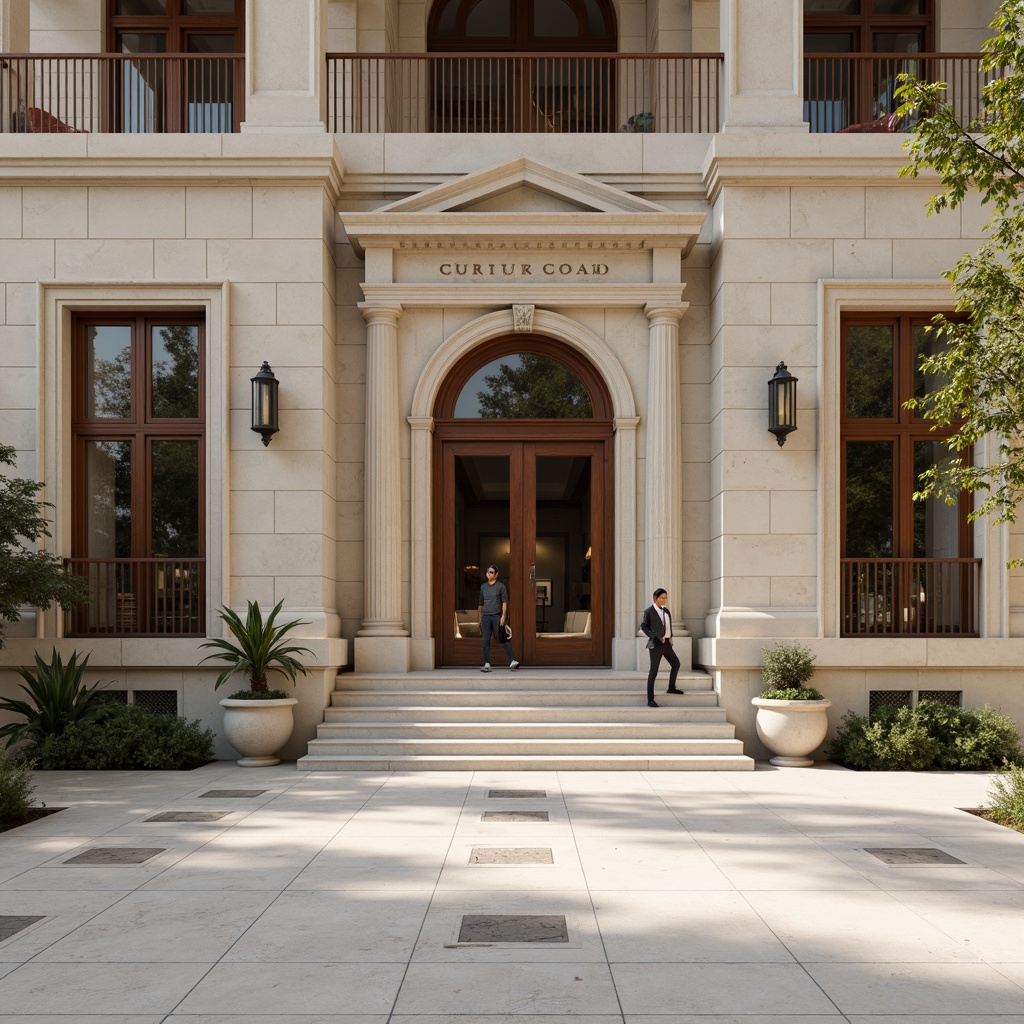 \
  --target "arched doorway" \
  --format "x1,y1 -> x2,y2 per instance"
427,0 -> 618,132
433,336 -> 614,666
